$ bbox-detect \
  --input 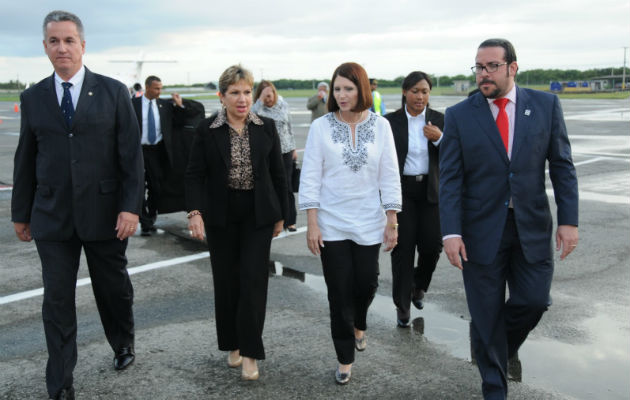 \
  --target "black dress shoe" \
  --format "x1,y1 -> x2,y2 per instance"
140,228 -> 152,236
51,386 -> 74,400
114,346 -> 135,370
412,289 -> 425,310
396,308 -> 410,327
